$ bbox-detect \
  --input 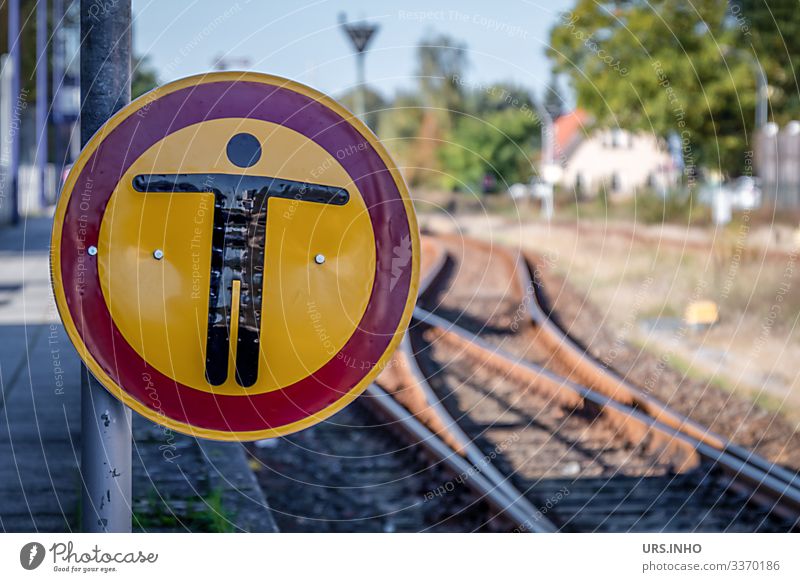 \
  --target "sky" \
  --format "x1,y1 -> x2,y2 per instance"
131,0 -> 574,103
